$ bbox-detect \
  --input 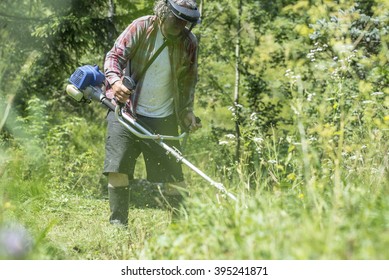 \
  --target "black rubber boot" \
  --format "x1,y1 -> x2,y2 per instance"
108,186 -> 130,226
